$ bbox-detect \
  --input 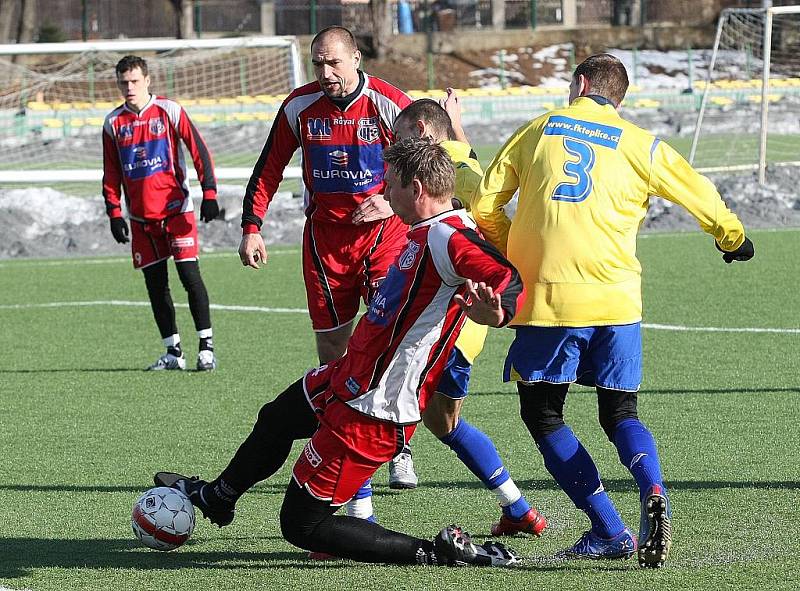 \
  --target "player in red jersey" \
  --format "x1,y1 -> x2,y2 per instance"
103,56 -> 219,371
239,26 -> 418,488
155,137 -> 525,566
